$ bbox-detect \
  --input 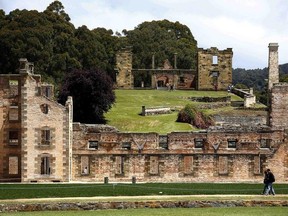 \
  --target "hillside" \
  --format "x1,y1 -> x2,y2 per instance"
232,63 -> 288,90
104,90 -> 265,134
